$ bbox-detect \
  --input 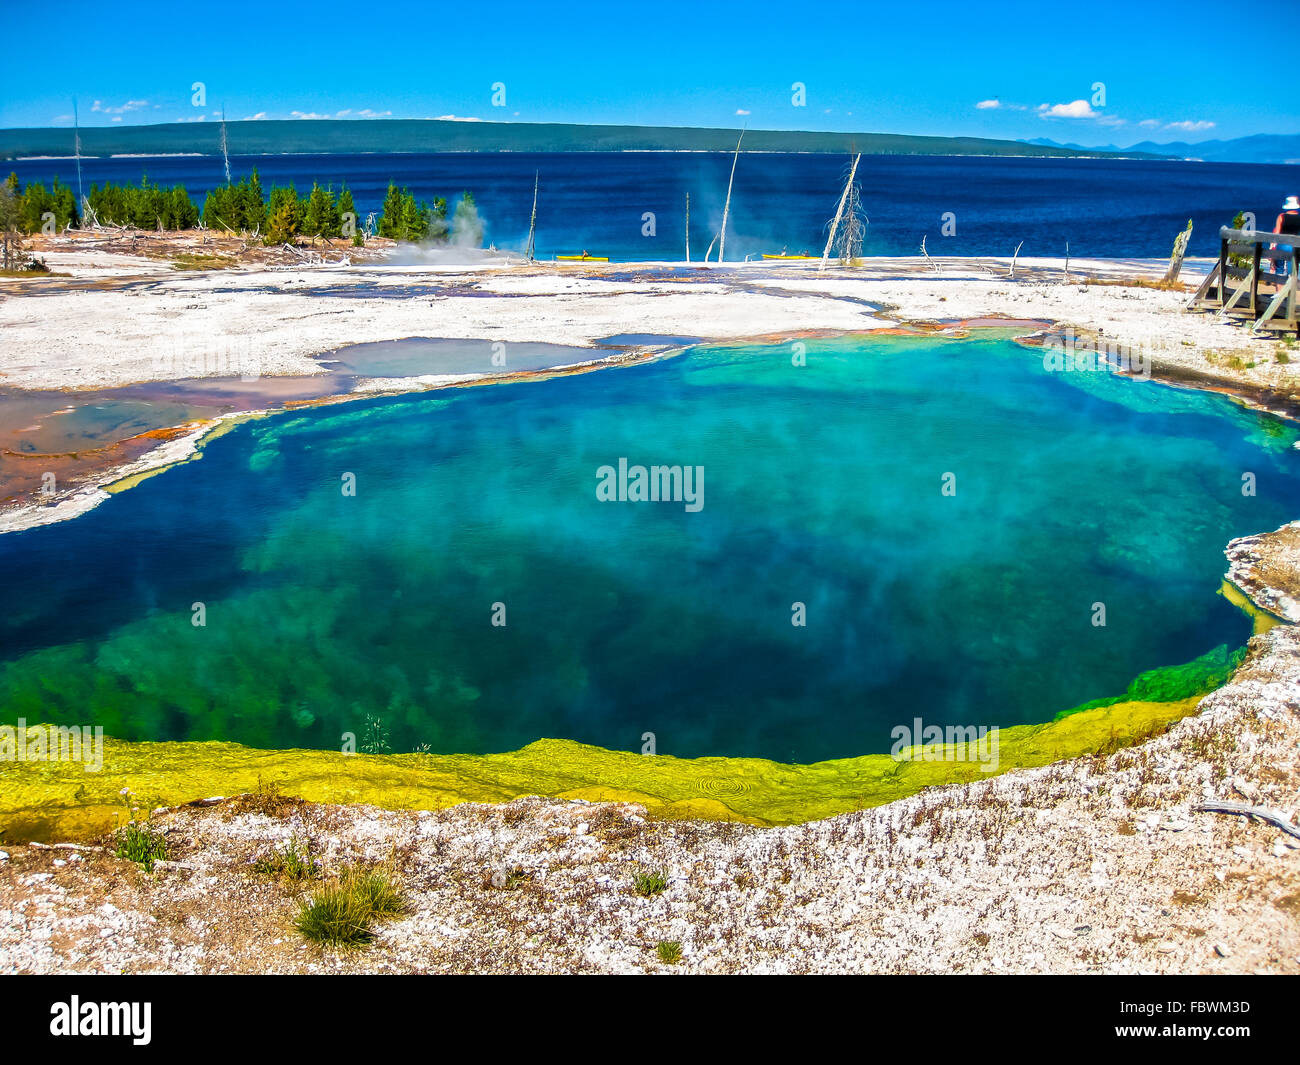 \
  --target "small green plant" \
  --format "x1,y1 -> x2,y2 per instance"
294,867 -> 406,947
232,775 -> 298,817
253,835 -> 319,882
656,940 -> 682,964
1278,351 -> 1291,364
359,714 -> 390,755
112,787 -> 167,871
1228,212 -> 1252,268
631,867 -> 669,897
